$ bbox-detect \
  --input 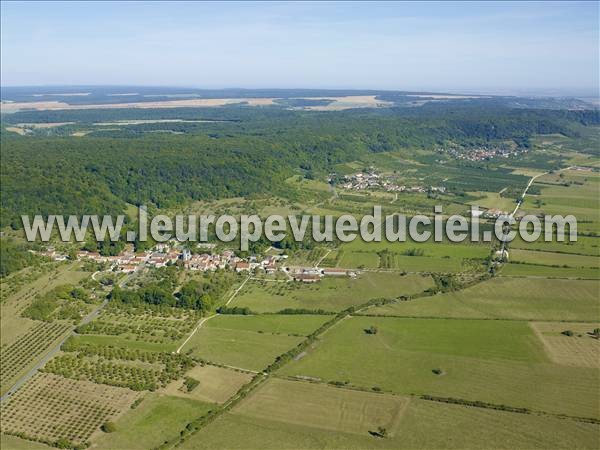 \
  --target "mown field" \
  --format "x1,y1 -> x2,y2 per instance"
179,384 -> 600,450
234,378 -> 407,436
161,364 -> 253,404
